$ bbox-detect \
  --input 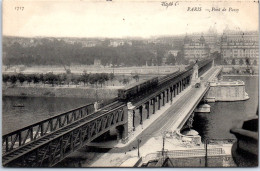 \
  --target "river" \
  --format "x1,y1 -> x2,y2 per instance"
2,96 -> 96,134
193,75 -> 258,141
2,75 -> 258,141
